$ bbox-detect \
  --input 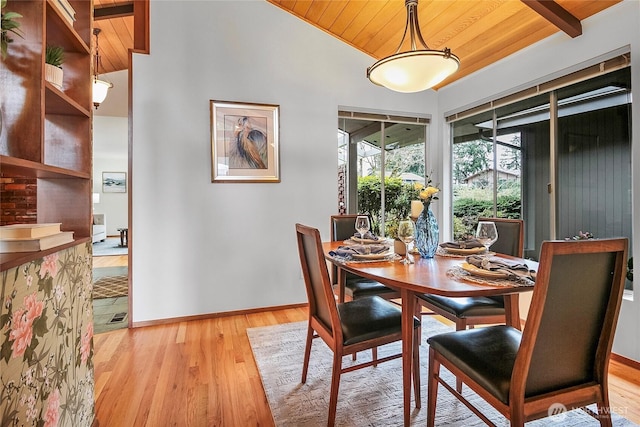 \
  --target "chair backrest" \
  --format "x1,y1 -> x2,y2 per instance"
330,214 -> 360,242
478,217 -> 524,257
330,215 -> 362,283
296,223 -> 341,338
511,238 -> 628,400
